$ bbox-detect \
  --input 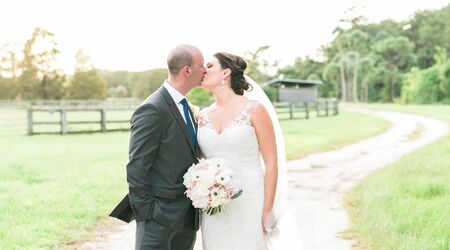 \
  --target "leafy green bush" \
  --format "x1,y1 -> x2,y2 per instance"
261,84 -> 278,102
187,87 -> 214,107
401,67 -> 440,104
